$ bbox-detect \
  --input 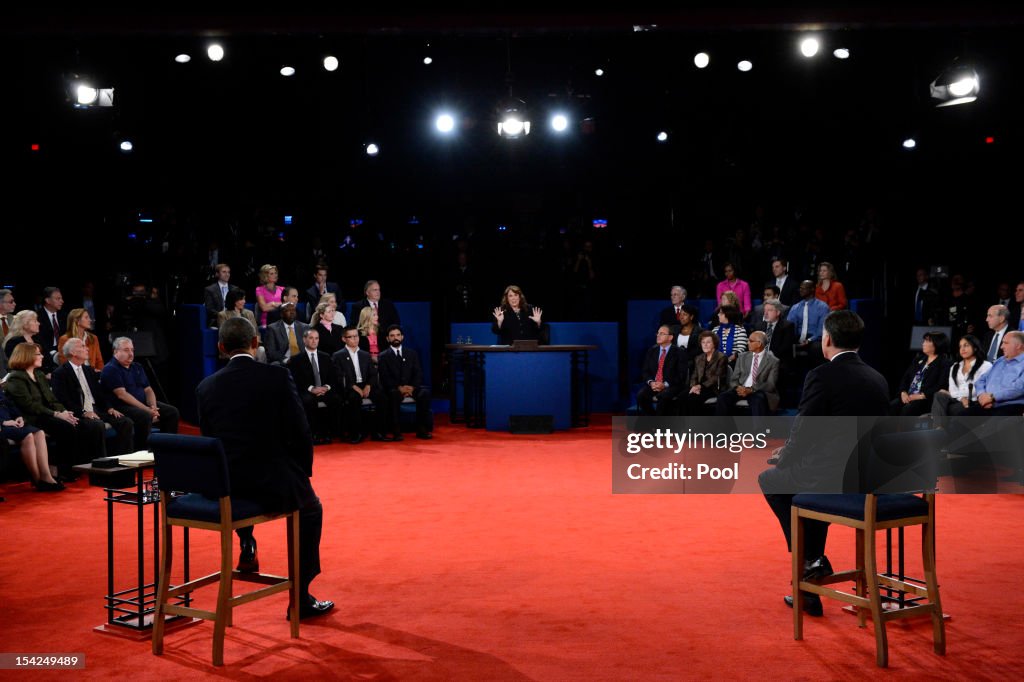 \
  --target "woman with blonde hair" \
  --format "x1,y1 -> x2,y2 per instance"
310,301 -> 346,355
357,305 -> 381,361
56,308 -> 104,369
255,263 -> 283,326
815,261 -> 848,311
4,310 -> 56,374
